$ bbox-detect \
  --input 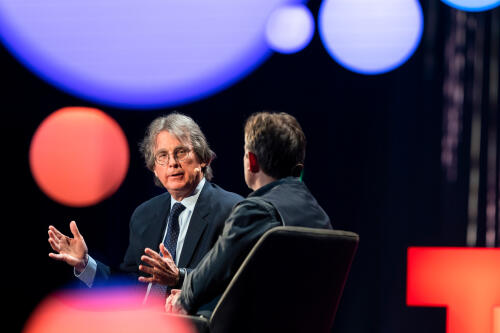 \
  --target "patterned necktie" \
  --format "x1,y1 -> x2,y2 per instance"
145,202 -> 186,303
163,202 -> 186,264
